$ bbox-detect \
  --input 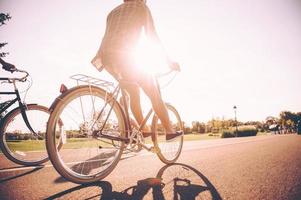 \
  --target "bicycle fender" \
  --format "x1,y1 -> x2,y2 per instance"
48,85 -> 111,113
48,84 -> 129,135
